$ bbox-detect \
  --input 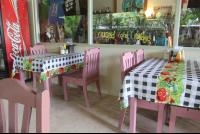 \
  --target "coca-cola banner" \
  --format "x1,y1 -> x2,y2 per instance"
1,0 -> 31,78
